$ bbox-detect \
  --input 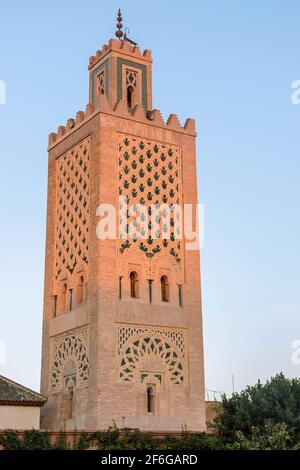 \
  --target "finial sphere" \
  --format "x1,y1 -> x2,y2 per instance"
115,8 -> 124,40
